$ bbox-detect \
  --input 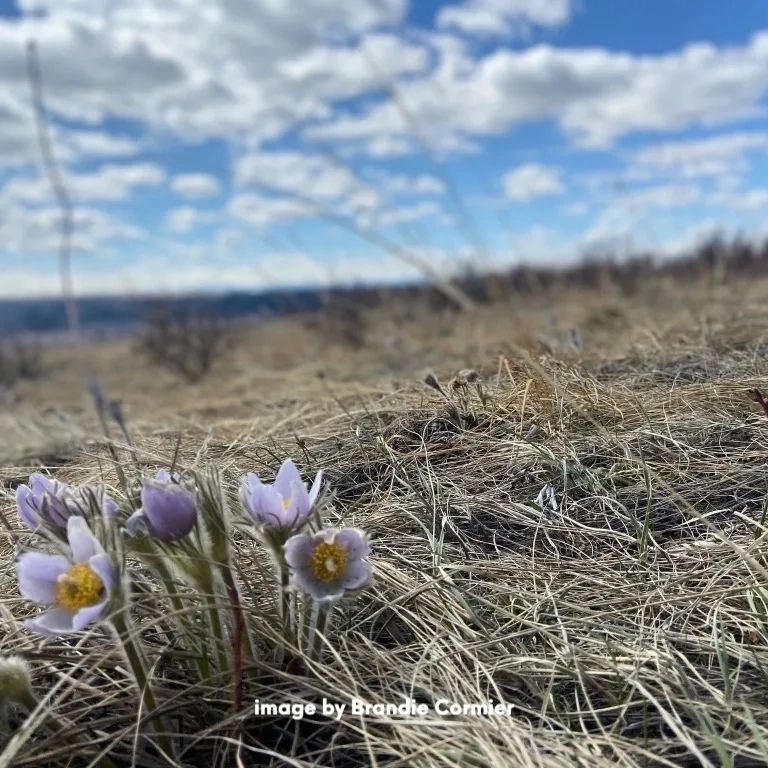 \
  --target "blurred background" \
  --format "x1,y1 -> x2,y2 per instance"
2,0 -> 768,320
3,0 -> 768,465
